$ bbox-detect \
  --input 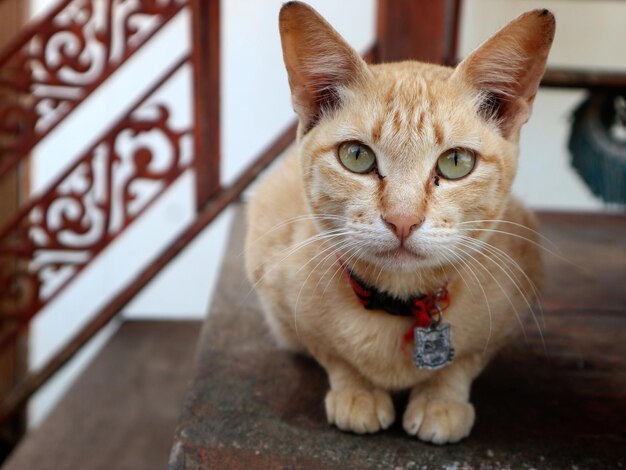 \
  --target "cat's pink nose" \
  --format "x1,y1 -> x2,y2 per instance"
381,214 -> 424,240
